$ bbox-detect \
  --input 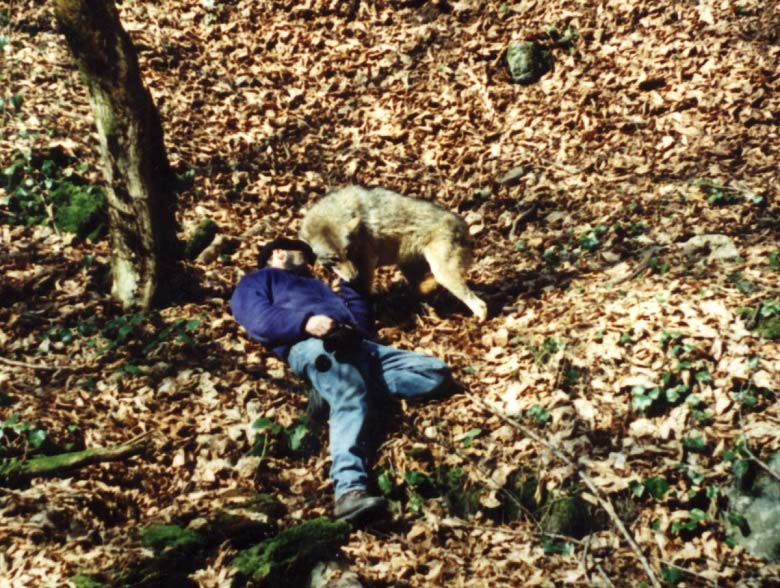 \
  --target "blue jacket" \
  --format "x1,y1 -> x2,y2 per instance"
230,267 -> 373,359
